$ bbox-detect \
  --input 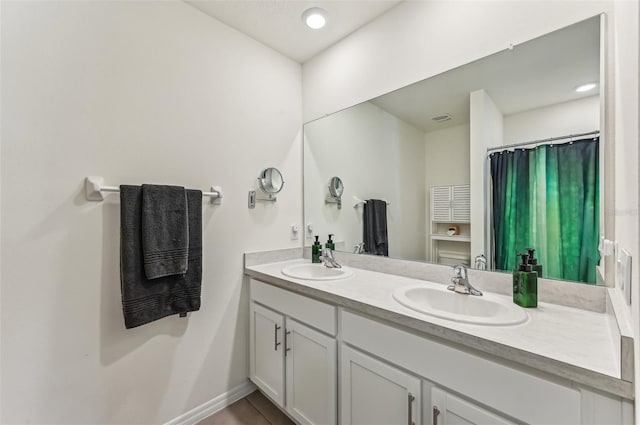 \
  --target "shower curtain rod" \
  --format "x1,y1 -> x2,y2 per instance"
486,130 -> 600,154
